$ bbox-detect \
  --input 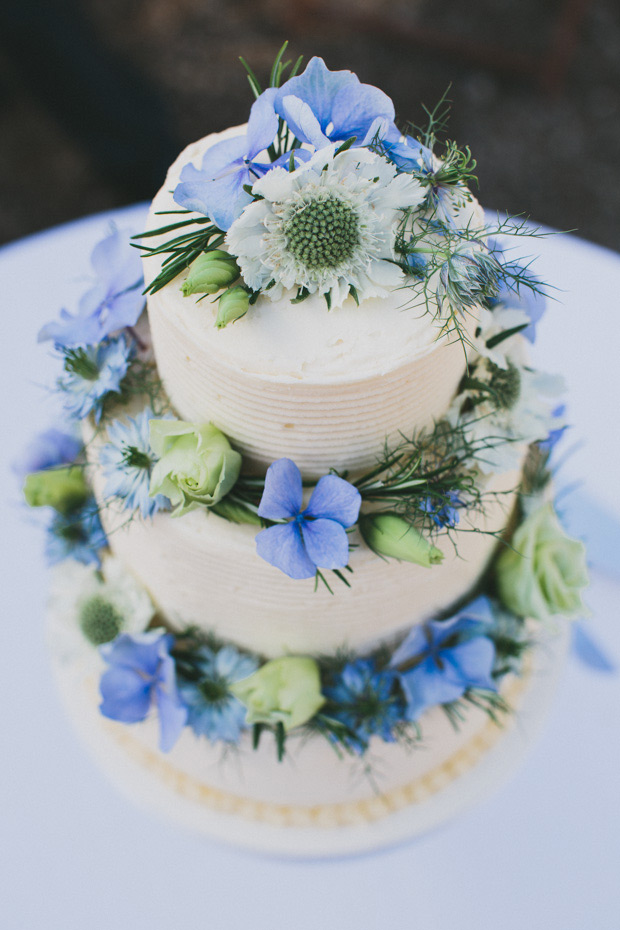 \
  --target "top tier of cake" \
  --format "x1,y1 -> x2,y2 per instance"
143,128 -> 483,478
